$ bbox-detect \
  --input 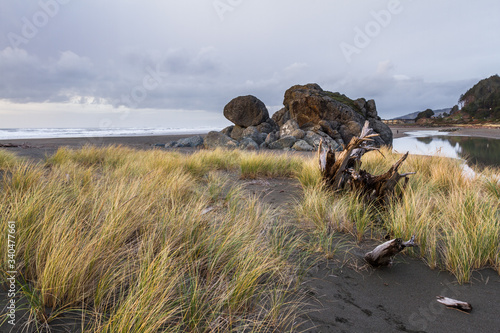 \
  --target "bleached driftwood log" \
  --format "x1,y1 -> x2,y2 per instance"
364,235 -> 417,267
436,296 -> 473,313
318,121 -> 415,203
